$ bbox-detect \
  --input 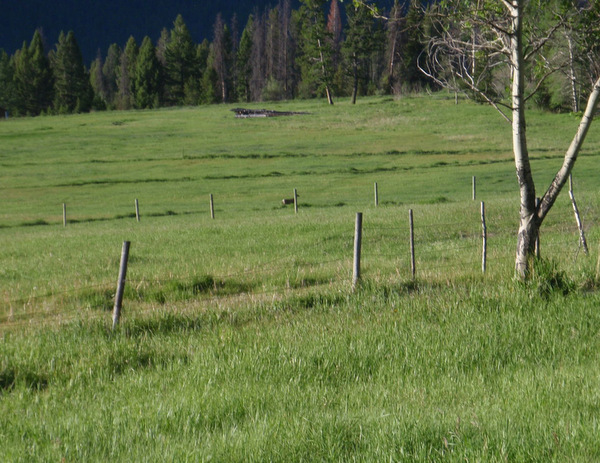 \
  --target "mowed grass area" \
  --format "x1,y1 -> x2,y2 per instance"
1,95 -> 600,461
